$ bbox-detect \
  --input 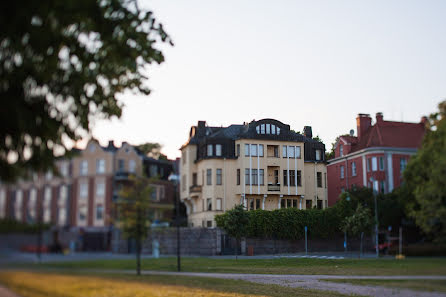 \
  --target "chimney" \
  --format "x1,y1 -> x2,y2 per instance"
108,140 -> 114,148
197,121 -> 206,137
376,112 -> 383,123
420,116 -> 428,126
356,114 -> 371,140
303,126 -> 313,138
